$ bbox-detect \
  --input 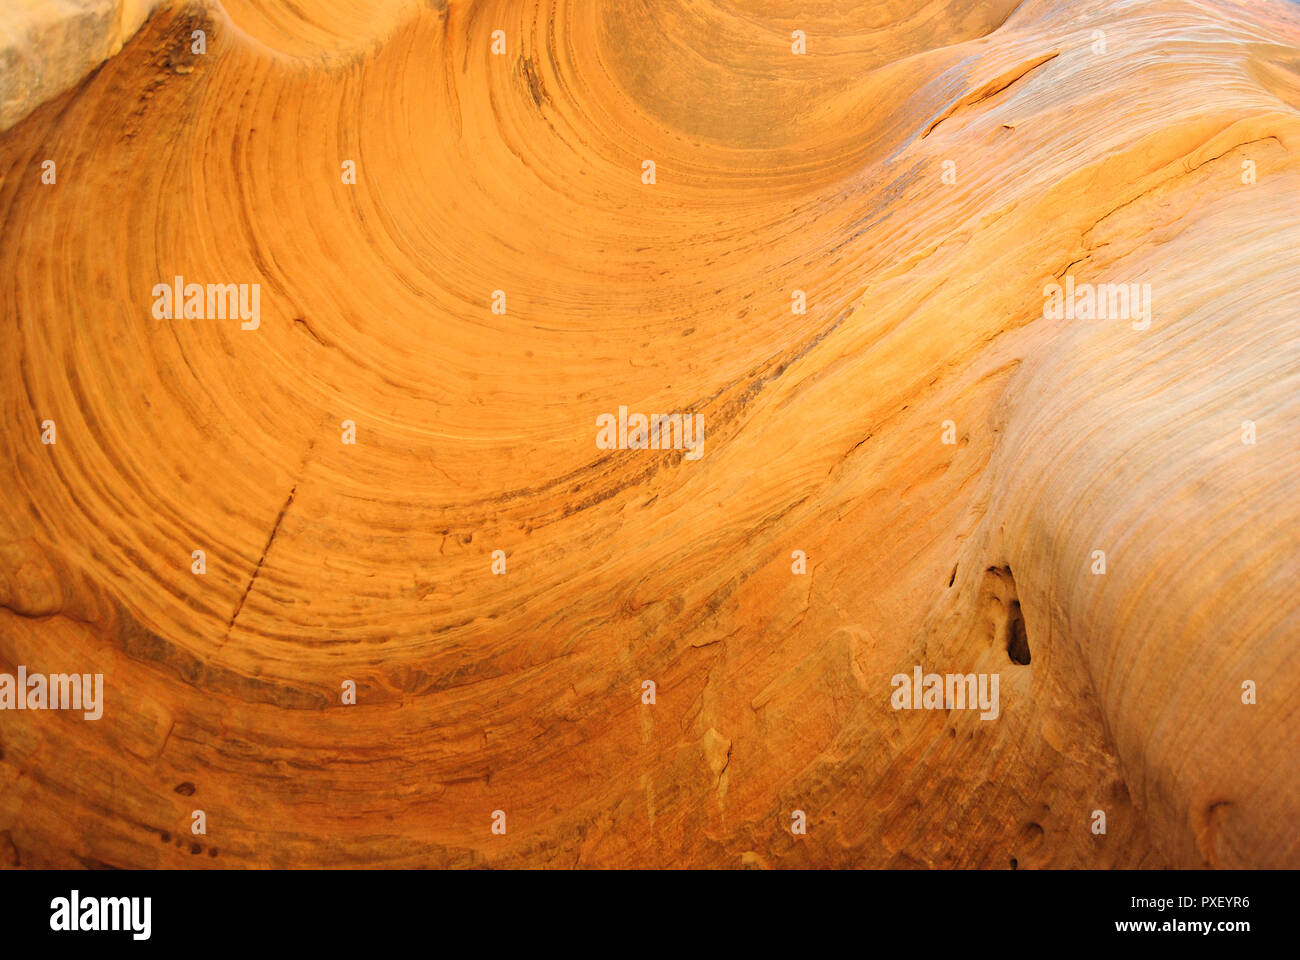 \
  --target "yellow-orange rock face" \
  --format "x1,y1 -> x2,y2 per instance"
0,0 -> 1297,869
